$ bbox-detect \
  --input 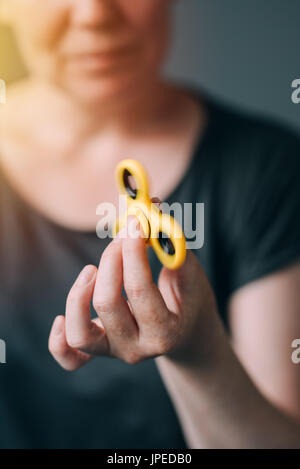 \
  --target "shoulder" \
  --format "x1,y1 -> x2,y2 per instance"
198,92 -> 300,242
183,86 -> 300,188
0,79 -> 49,148
210,97 -> 300,172
187,95 -> 300,211
206,99 -> 300,298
